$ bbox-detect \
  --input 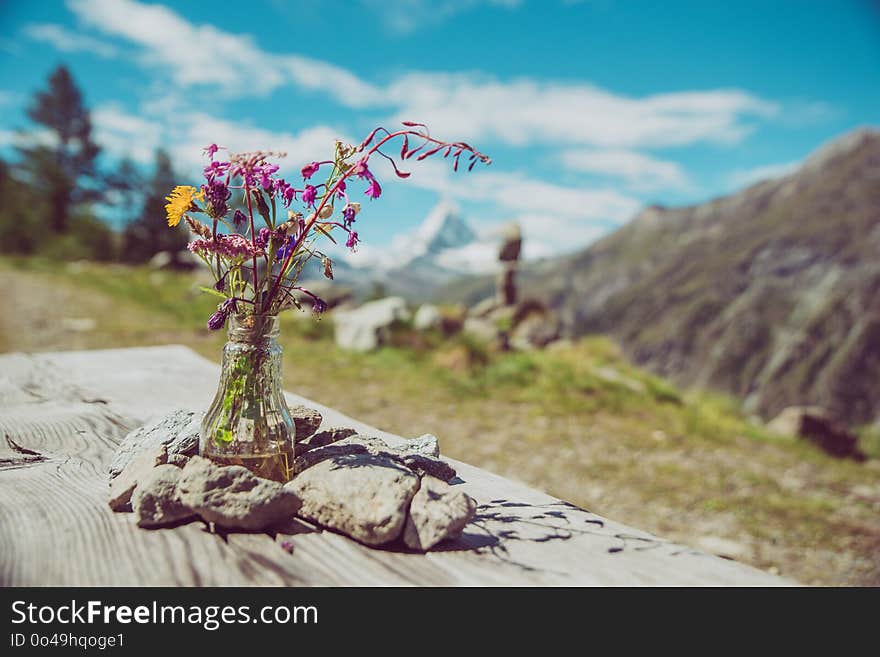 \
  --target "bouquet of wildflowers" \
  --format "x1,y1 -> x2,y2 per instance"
165,122 -> 491,330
